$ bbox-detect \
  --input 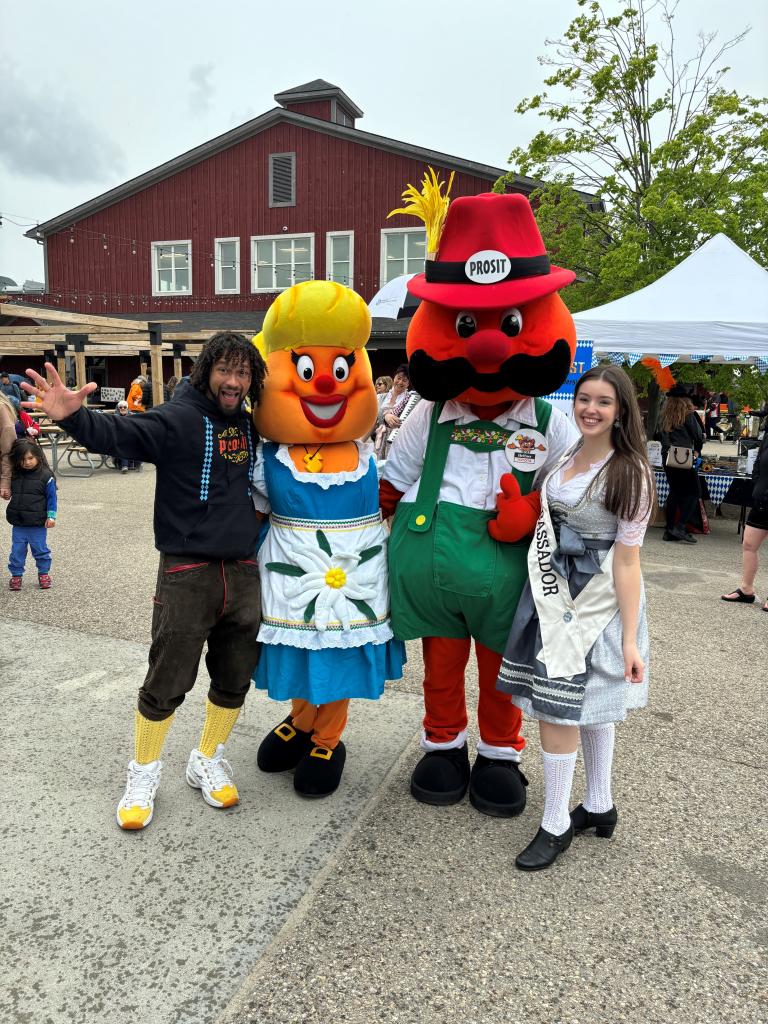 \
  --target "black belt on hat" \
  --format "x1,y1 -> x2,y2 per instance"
424,254 -> 551,284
